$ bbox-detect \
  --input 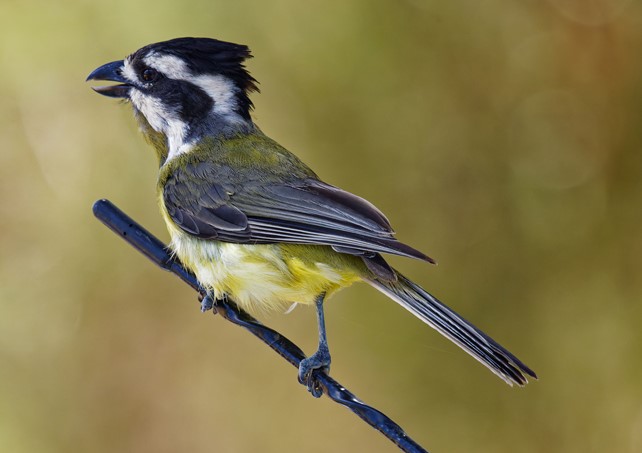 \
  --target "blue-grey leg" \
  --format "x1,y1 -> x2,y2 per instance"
298,292 -> 331,398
